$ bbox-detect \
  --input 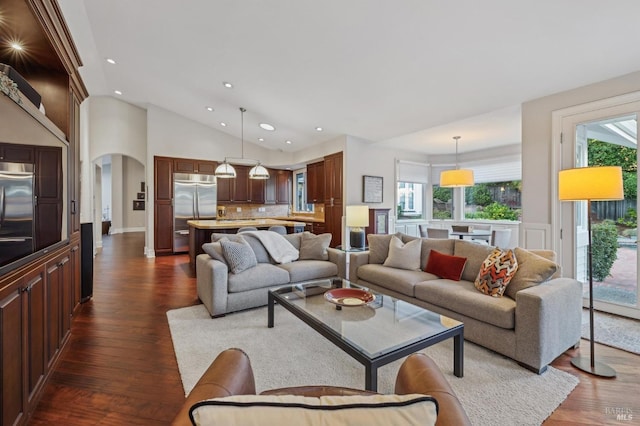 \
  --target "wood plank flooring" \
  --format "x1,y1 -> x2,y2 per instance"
29,232 -> 640,425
